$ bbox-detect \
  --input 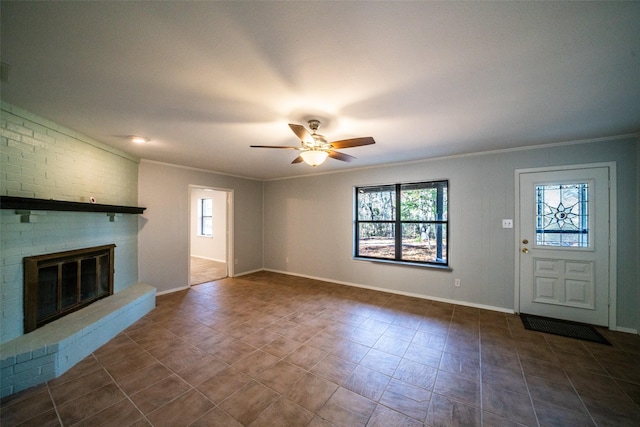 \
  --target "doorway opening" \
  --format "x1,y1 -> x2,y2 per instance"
188,186 -> 233,285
